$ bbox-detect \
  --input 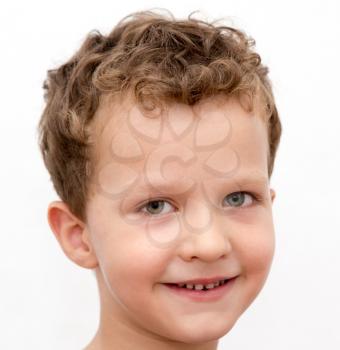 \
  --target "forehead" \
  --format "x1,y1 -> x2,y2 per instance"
89,93 -> 269,194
